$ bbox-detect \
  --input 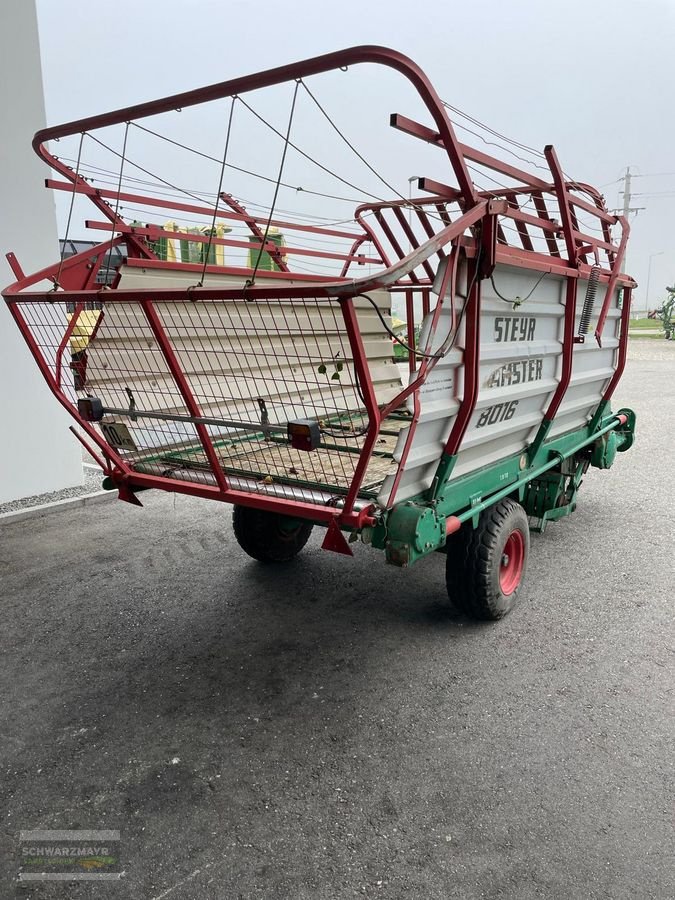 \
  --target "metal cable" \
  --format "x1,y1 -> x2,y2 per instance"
130,121 -> 363,205
54,132 -> 85,289
449,117 -> 552,175
197,96 -> 237,285
442,100 -> 546,158
102,122 -> 129,283
86,132 -> 221,208
237,95 -> 388,204
354,293 -> 441,360
248,81 -> 300,285
61,158 -> 365,225
300,81 -> 408,203
489,269 -> 548,306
